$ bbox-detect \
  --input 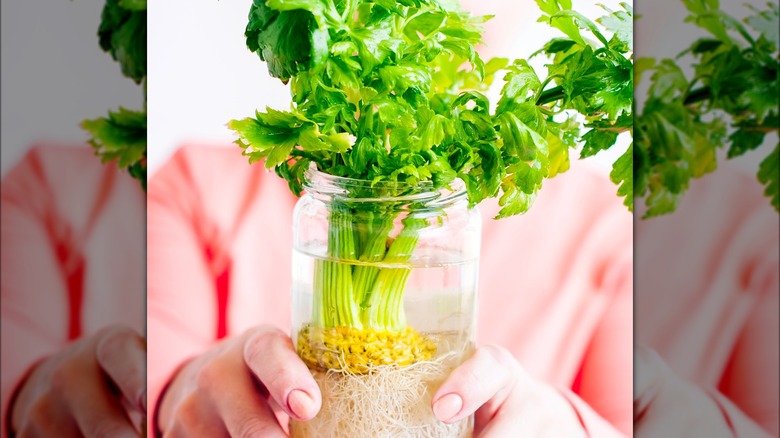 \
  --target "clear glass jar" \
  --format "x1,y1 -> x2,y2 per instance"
290,167 -> 481,438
